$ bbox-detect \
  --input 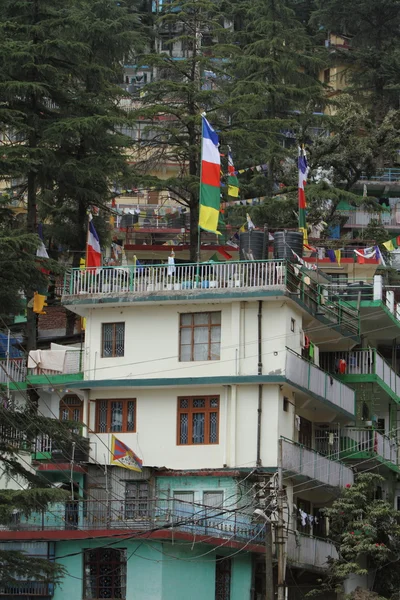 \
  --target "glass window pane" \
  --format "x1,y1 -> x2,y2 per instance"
194,327 -> 208,343
192,413 -> 205,443
180,344 -> 191,361
98,400 -> 108,433
127,401 -> 135,431
211,312 -> 221,324
180,314 -> 192,326
209,412 -> 218,443
210,398 -> 219,408
193,343 -> 208,361
102,324 -> 113,357
115,323 -> 125,357
180,328 -> 192,345
210,343 -> 220,360
194,313 -> 208,325
193,399 -> 205,408
180,413 -> 188,444
180,399 -> 189,408
211,327 -> 221,342
111,401 -> 123,432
